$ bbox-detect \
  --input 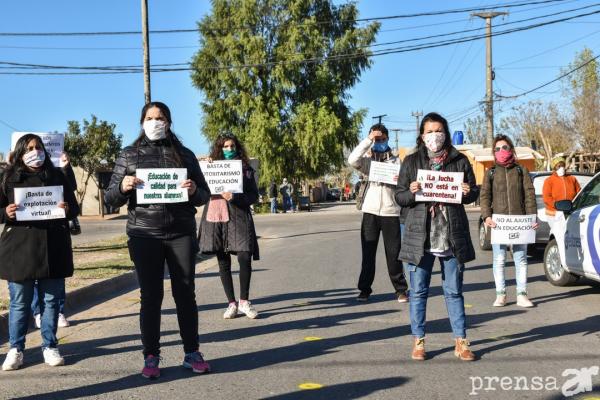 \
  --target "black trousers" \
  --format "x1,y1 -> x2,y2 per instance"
216,251 -> 252,303
128,235 -> 199,357
358,213 -> 408,296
